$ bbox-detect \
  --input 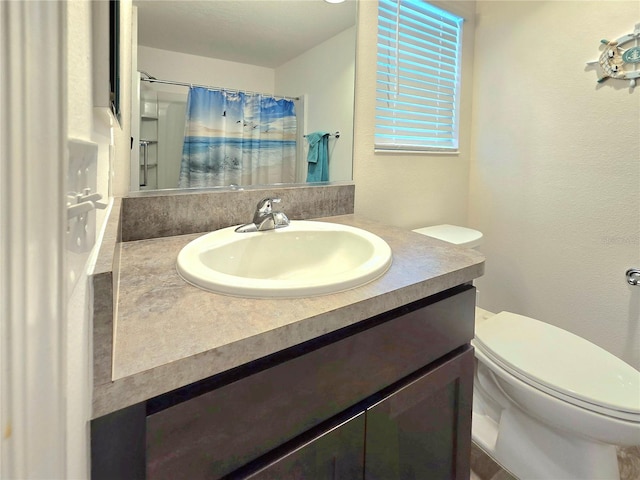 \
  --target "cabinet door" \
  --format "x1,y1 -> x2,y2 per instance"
364,348 -> 474,480
244,412 -> 365,480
